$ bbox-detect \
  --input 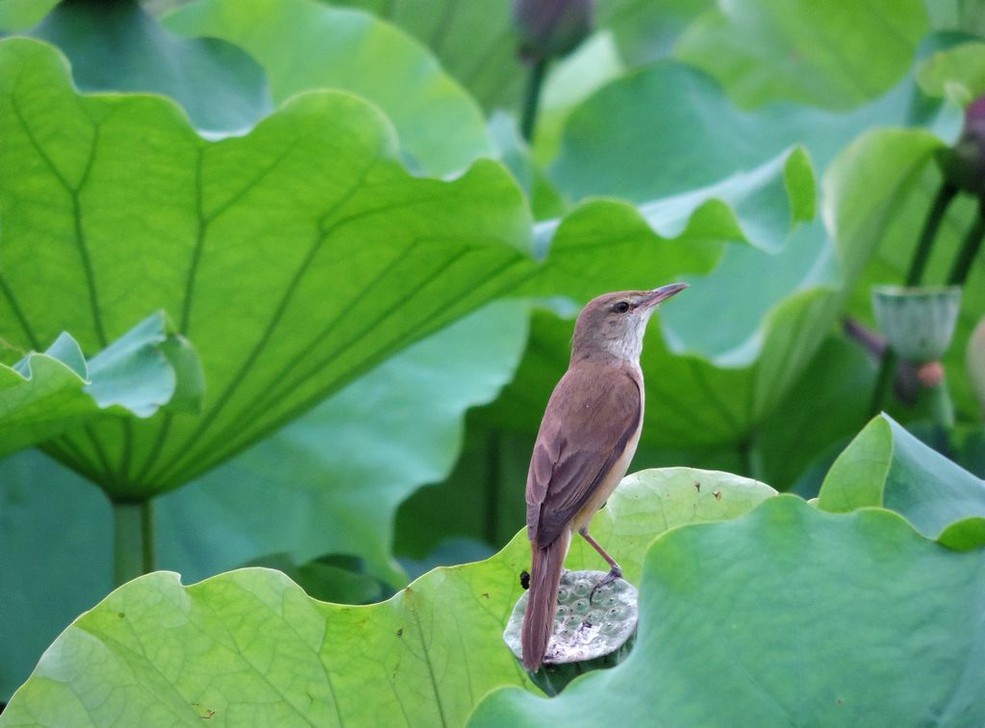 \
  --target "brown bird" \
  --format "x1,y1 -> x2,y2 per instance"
521,283 -> 687,671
